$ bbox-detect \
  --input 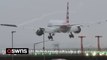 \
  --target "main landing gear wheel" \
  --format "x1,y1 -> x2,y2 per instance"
48,36 -> 53,39
48,33 -> 54,41
69,32 -> 74,38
